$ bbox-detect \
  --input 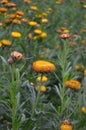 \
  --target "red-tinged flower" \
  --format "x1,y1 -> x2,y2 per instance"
59,33 -> 70,39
